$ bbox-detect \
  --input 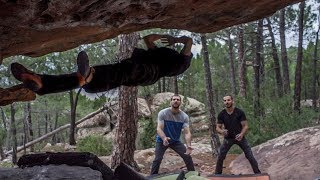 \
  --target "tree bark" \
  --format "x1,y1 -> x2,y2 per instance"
26,103 -> 34,152
312,8 -> 320,111
10,103 -> 17,164
226,29 -> 237,96
266,17 -> 284,97
23,104 -> 29,154
254,20 -> 263,118
162,77 -> 166,92
173,76 -> 179,94
45,100 -> 49,134
111,33 -> 140,171
200,34 -> 220,157
157,81 -> 161,93
294,1 -> 305,112
0,107 -> 7,130
52,111 -> 59,144
238,25 -> 247,97
69,88 -> 81,145
279,9 -> 291,94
